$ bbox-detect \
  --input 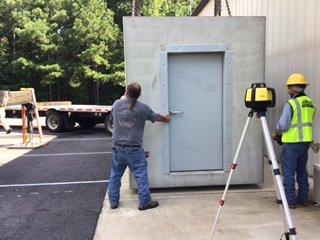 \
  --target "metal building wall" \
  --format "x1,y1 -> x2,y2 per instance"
198,0 -> 320,173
